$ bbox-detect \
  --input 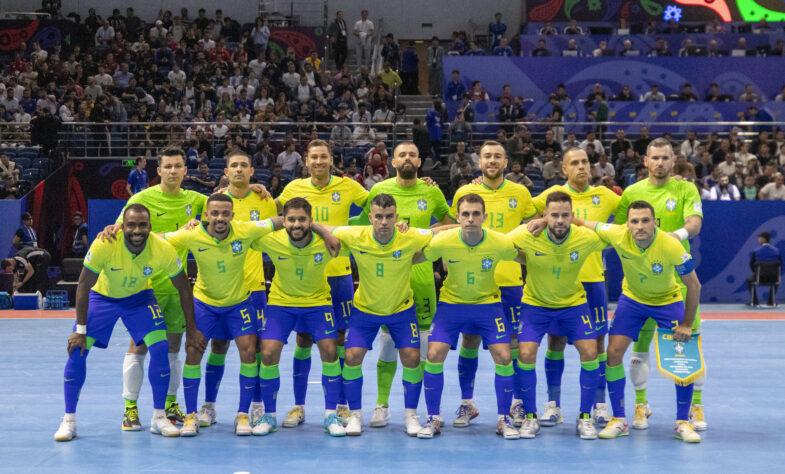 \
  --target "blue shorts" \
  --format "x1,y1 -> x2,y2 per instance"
430,302 -> 510,348
194,297 -> 257,341
295,275 -> 353,334
519,302 -> 595,344
261,305 -> 338,343
500,286 -> 523,333
610,294 -> 685,341
249,290 -> 267,334
83,290 -> 163,349
583,281 -> 609,337
345,306 -> 419,350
